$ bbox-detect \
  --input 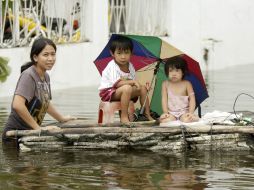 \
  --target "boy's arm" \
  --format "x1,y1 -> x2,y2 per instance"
115,79 -> 140,89
161,81 -> 168,113
186,81 -> 196,113
115,64 -> 138,88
